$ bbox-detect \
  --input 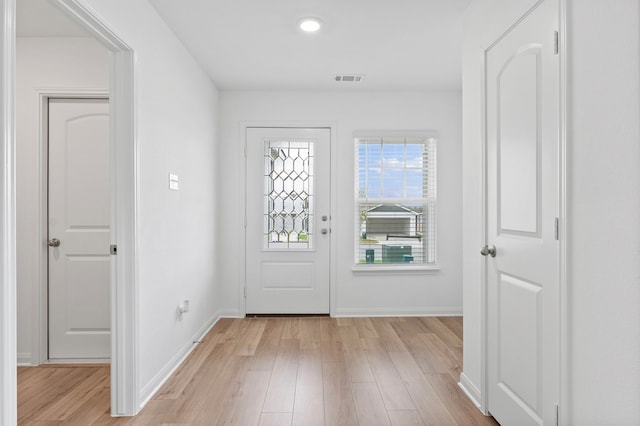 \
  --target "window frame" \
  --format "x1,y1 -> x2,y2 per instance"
353,130 -> 439,272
